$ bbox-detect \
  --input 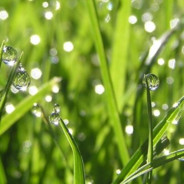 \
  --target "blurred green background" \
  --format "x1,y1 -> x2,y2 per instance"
0,0 -> 184,183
